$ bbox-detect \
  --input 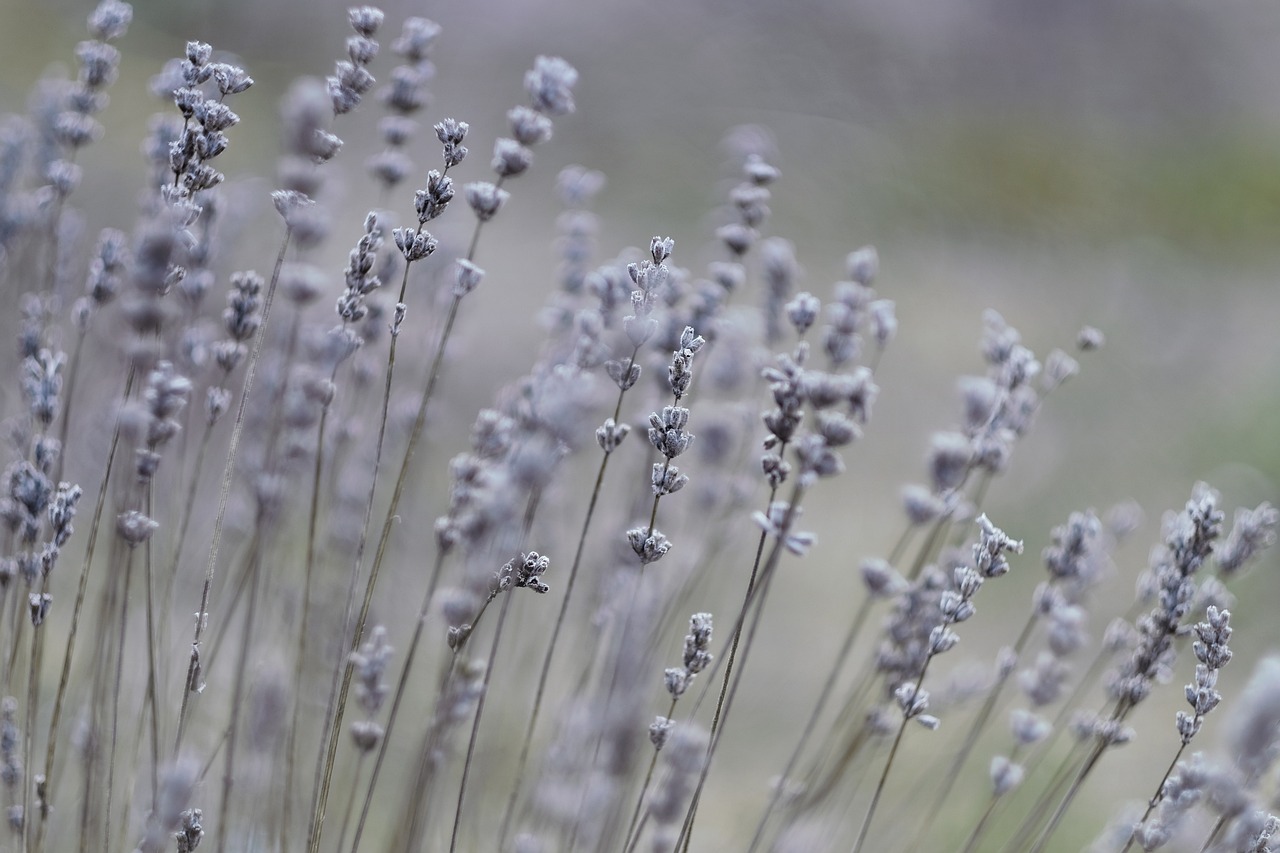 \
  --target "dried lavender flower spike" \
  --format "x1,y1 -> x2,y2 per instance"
465,181 -> 510,221
1216,502 -> 1279,578
524,55 -> 578,116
